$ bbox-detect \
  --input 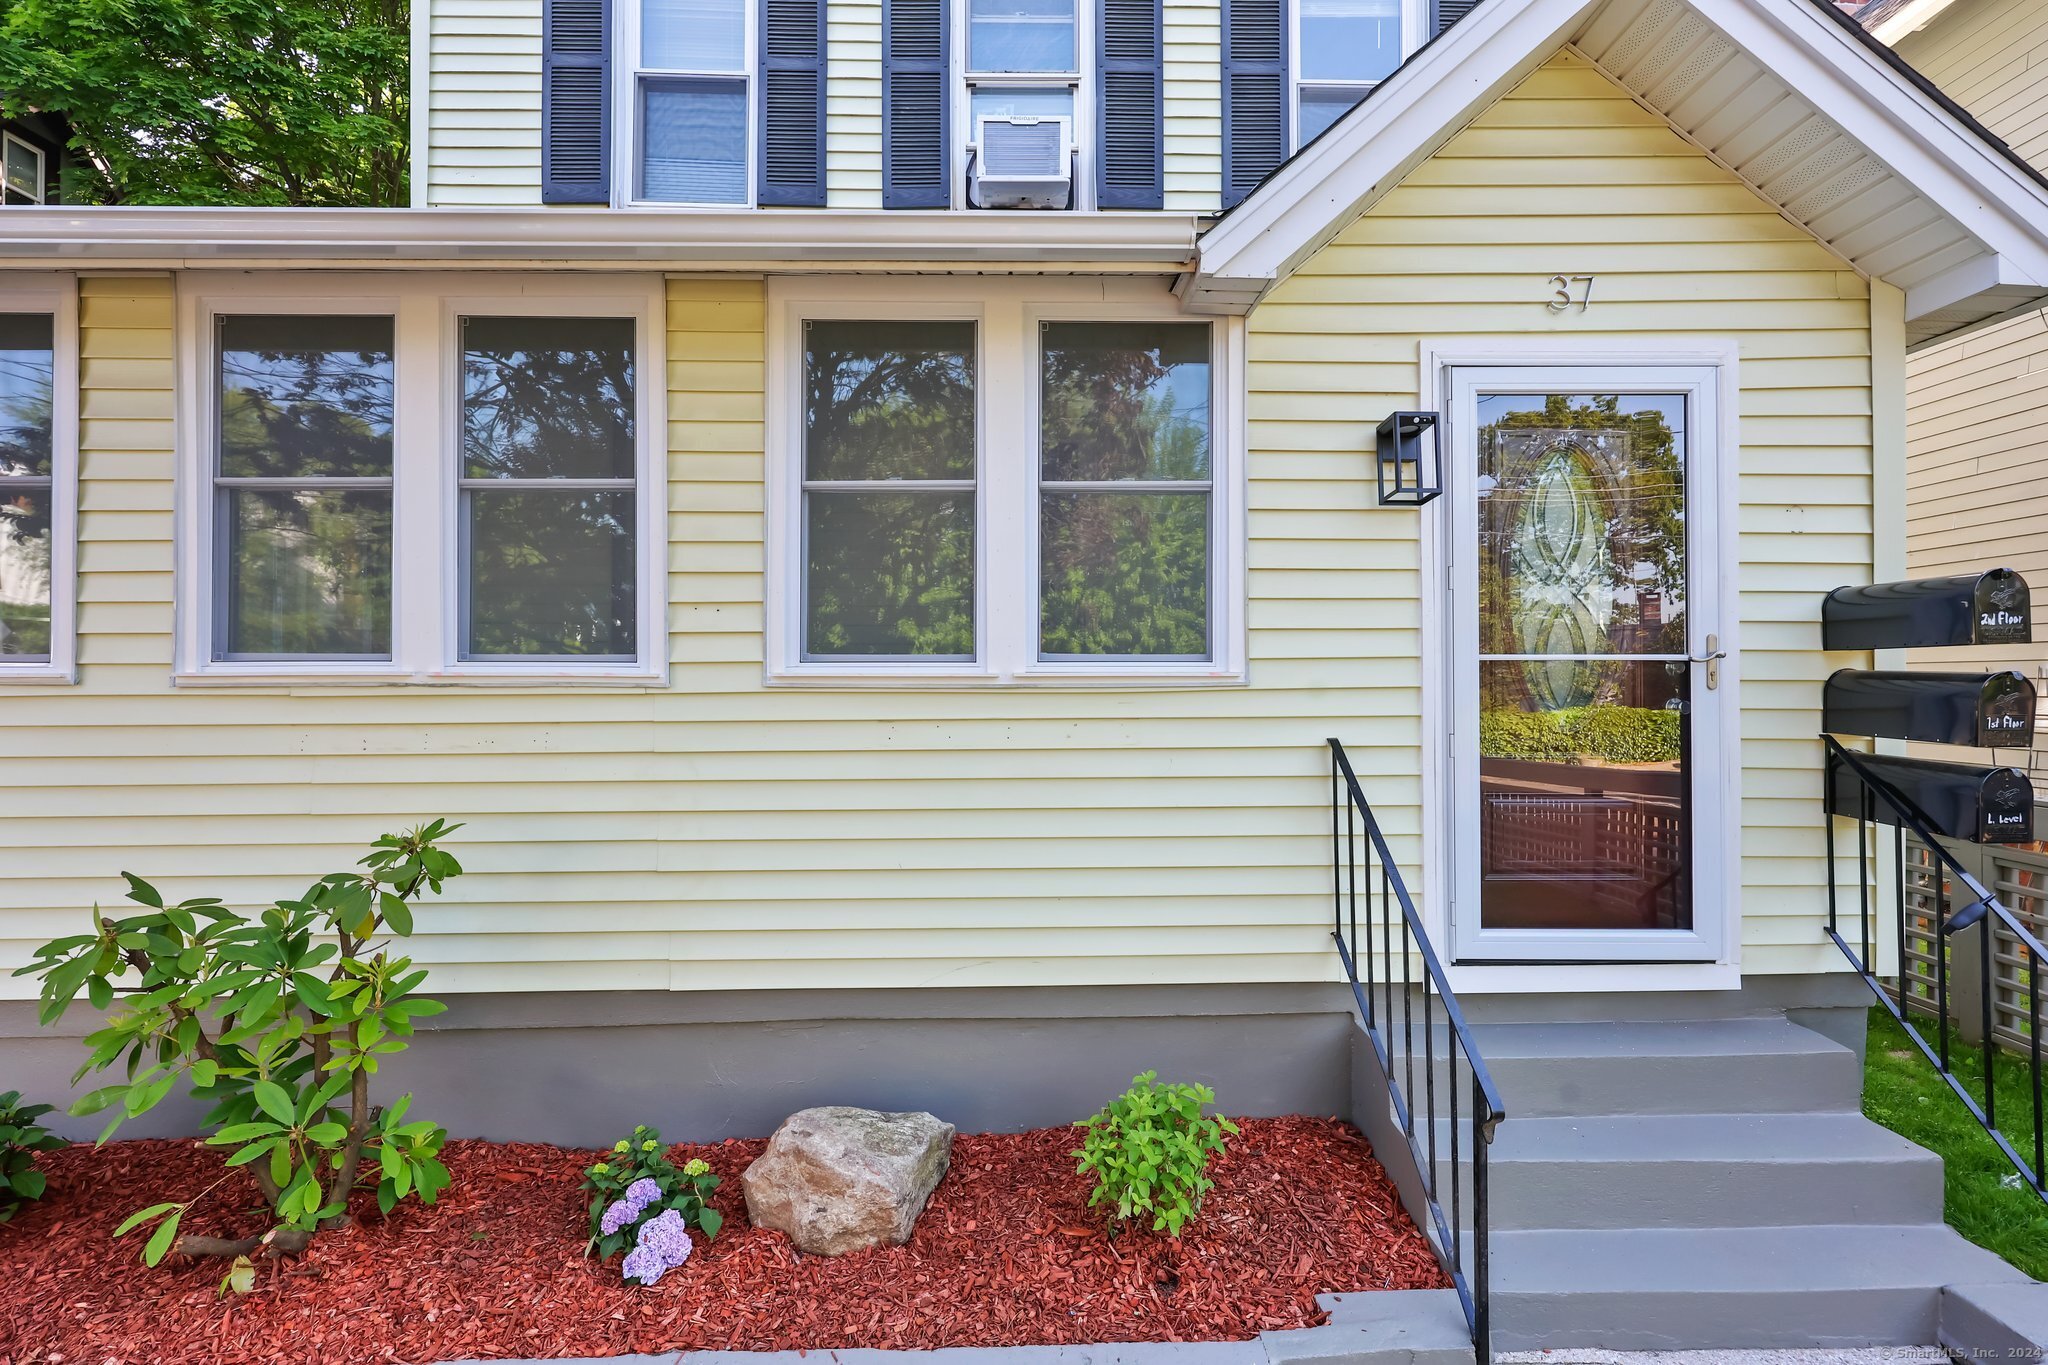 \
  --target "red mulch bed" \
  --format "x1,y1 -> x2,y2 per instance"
0,1116 -> 1446,1365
